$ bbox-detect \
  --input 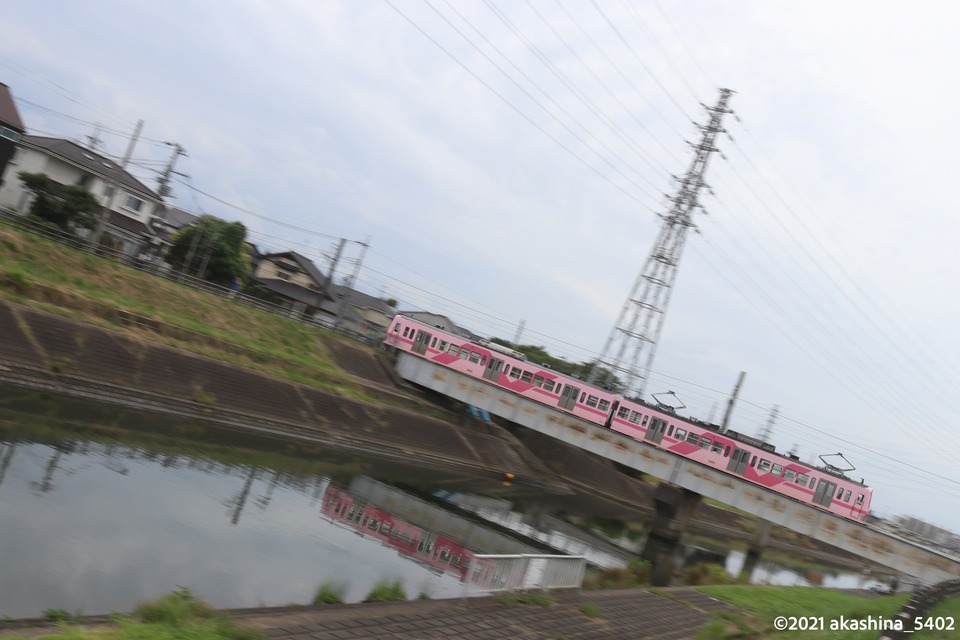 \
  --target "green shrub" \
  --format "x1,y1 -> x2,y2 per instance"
579,602 -> 601,618
684,563 -> 736,586
312,581 -> 346,605
364,578 -> 406,602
